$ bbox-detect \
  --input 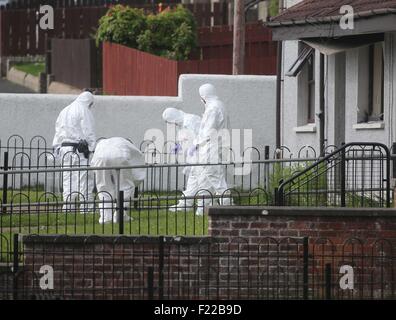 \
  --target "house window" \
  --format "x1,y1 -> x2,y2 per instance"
358,42 -> 384,123
286,45 -> 314,77
368,42 -> 384,121
307,53 -> 315,124
286,43 -> 316,126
